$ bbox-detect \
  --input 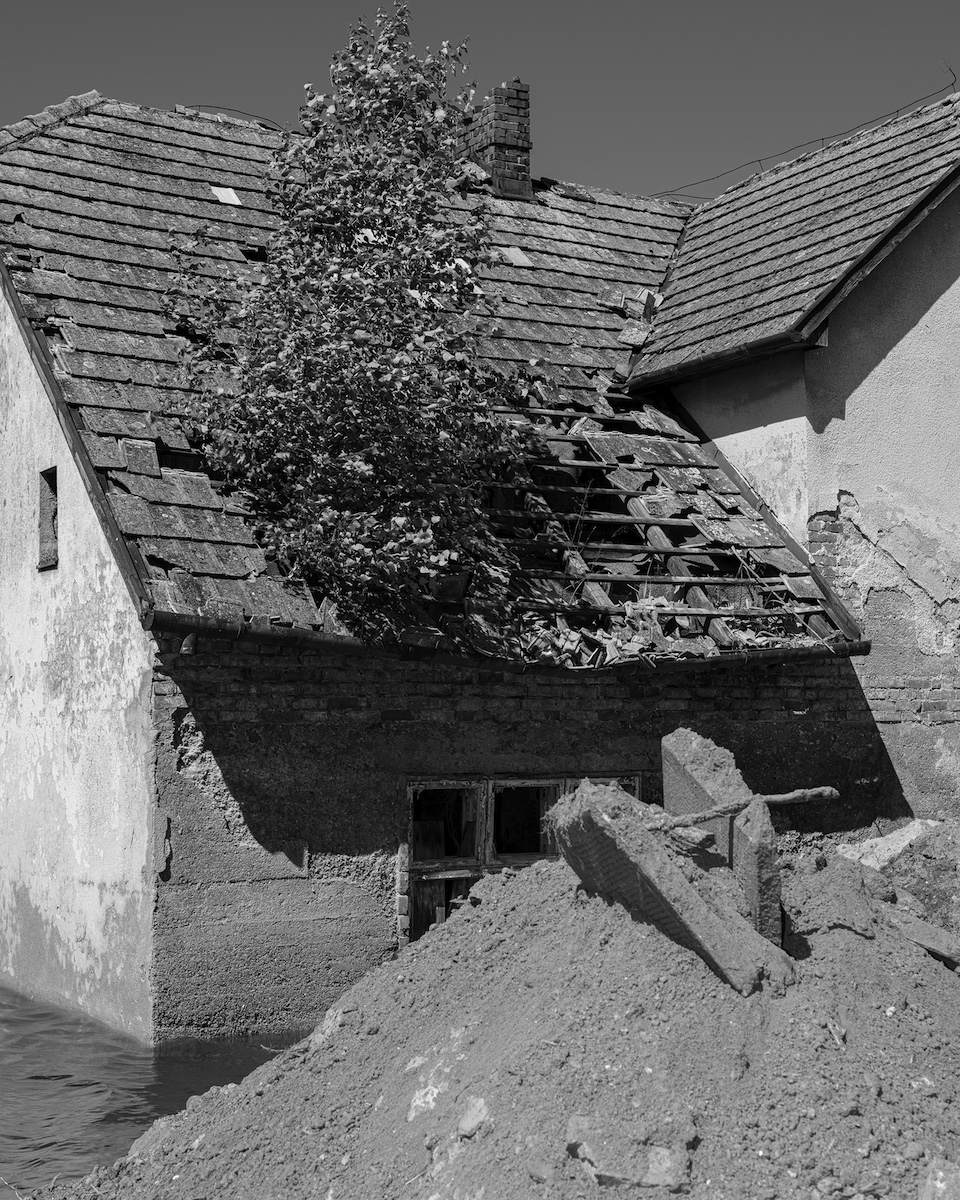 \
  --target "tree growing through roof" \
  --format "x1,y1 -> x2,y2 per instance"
176,2 -> 541,647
